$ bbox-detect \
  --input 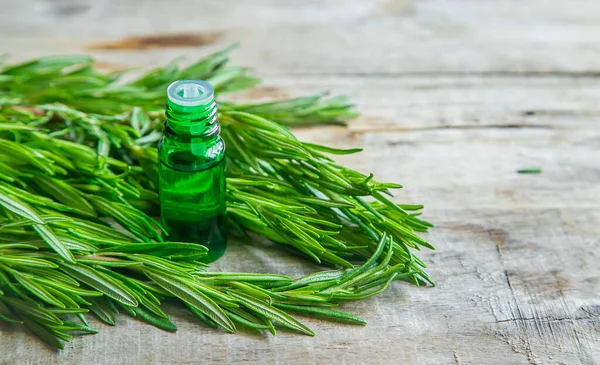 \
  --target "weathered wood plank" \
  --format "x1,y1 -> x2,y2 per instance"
2,209 -> 598,365
2,0 -> 600,74
230,76 -> 600,129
